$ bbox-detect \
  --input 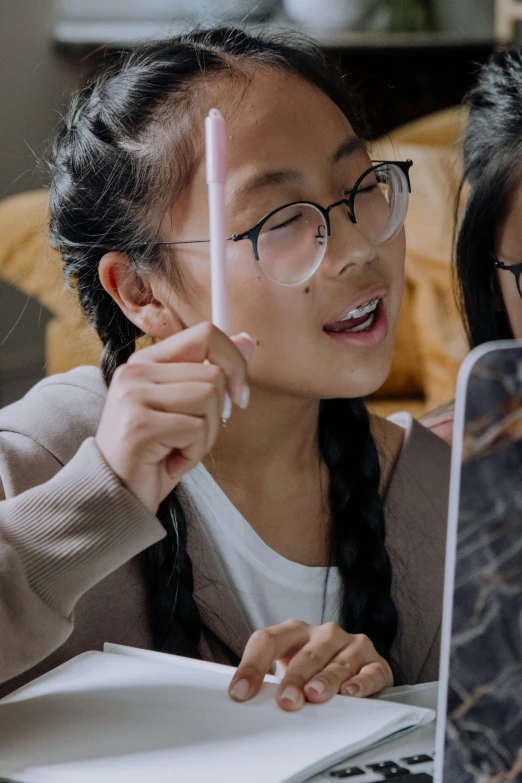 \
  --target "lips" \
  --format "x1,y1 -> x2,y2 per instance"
324,298 -> 389,347
325,300 -> 378,333
323,288 -> 389,333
